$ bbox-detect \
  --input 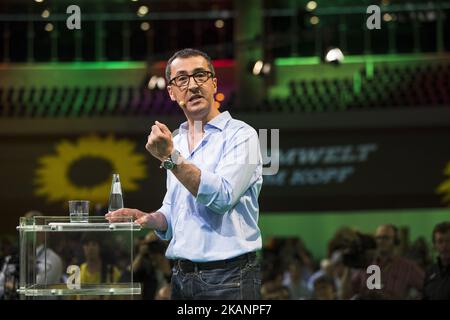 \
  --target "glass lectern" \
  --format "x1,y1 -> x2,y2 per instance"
16,215 -> 141,299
